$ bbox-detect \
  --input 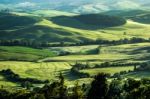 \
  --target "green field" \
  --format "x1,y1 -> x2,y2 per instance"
0,61 -> 94,87
0,43 -> 150,88
42,43 -> 150,63
0,46 -> 56,61
80,66 -> 134,76
49,45 -> 99,55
